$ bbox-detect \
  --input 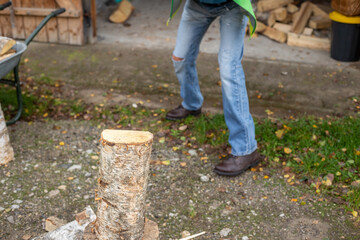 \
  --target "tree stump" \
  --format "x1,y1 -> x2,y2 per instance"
0,104 -> 14,165
96,130 -> 153,240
